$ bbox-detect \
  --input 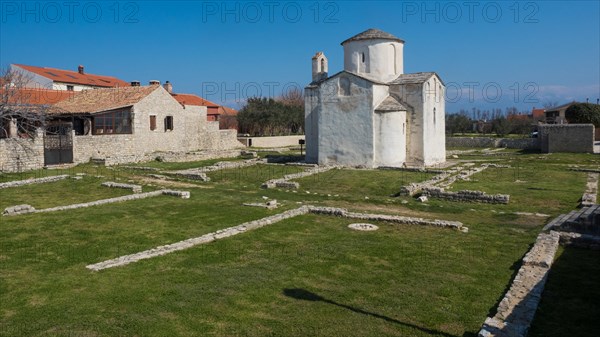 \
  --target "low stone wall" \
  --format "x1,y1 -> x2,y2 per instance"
238,135 -> 305,148
0,174 -> 70,189
0,129 -> 45,173
262,166 -> 337,189
478,231 -> 560,337
101,181 -> 142,193
2,189 -> 190,216
86,206 -> 311,271
422,187 -> 510,204
538,124 -> 595,153
307,206 -> 466,231
446,137 -> 539,150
